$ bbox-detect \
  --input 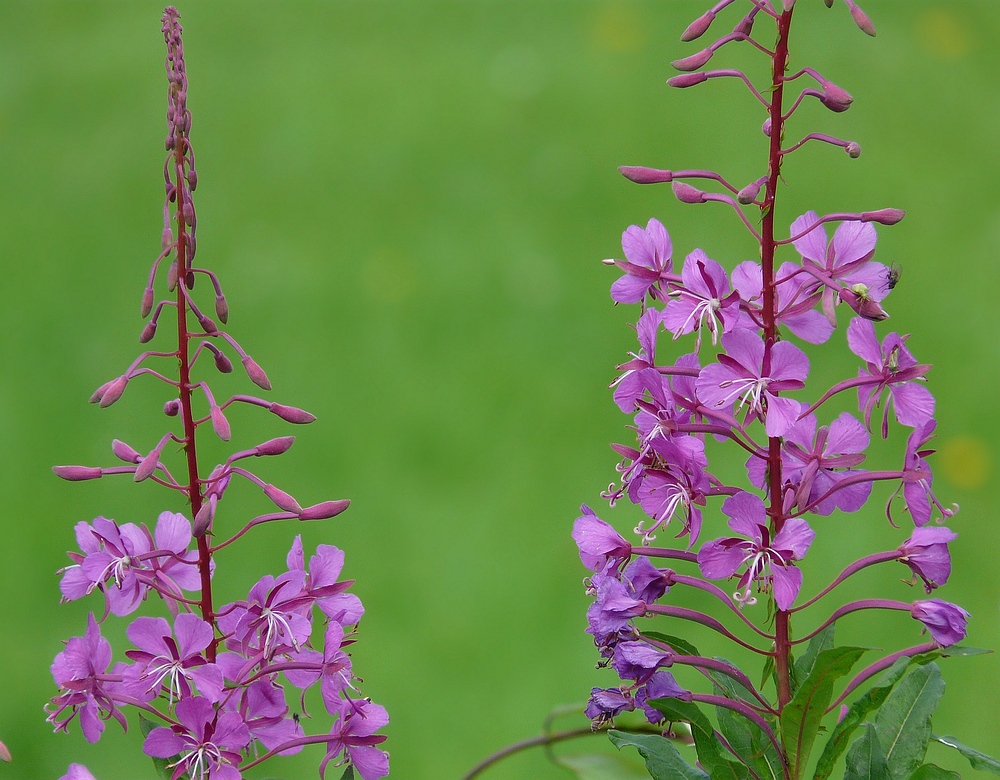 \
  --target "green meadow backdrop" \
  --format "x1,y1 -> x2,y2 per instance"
1,2 -> 998,778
